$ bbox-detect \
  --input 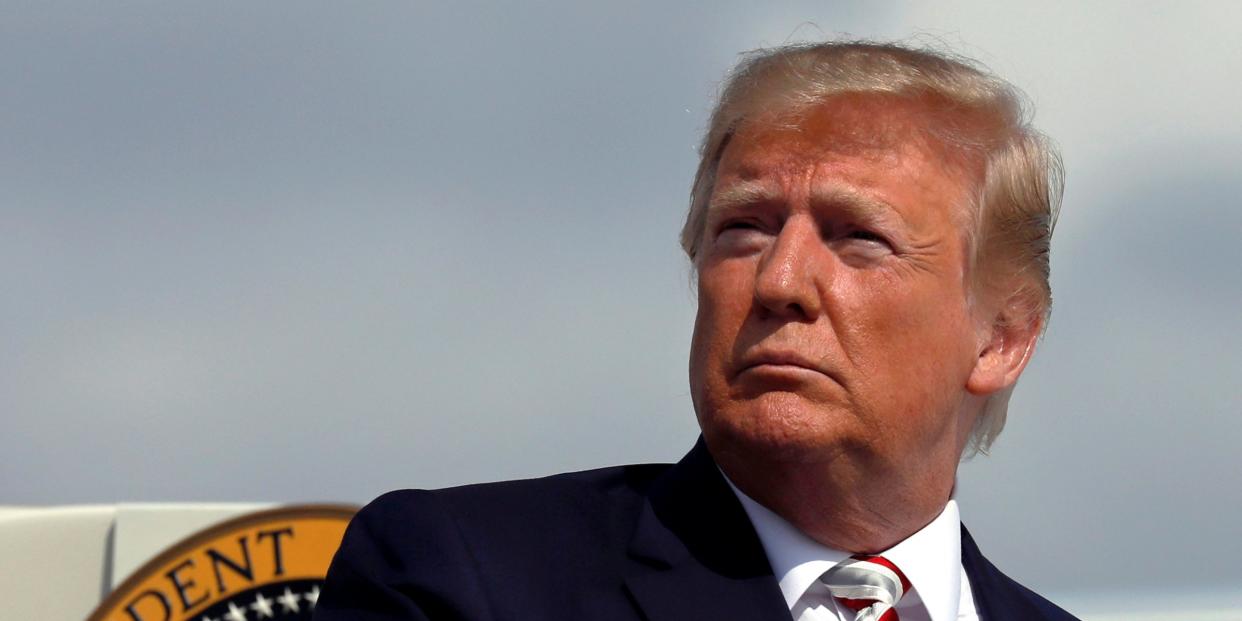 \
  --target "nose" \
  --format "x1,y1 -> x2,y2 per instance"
753,216 -> 824,319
